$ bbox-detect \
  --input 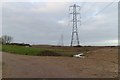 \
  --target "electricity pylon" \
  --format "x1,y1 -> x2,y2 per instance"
57,34 -> 64,46
69,4 -> 81,46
